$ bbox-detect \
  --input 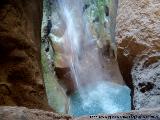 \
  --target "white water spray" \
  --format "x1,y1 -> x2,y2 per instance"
53,0 -> 131,116
57,0 -> 106,91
